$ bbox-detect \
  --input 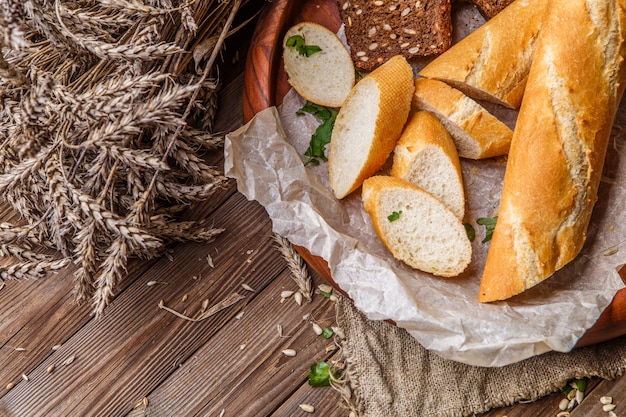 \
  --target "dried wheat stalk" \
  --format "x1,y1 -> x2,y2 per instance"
0,0 -> 254,315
